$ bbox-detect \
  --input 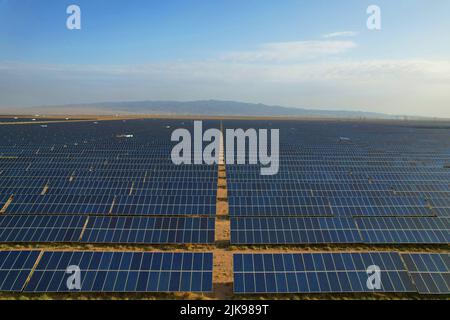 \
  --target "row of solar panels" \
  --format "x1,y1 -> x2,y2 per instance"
1,215 -> 449,245
3,193 -> 448,218
231,217 -> 450,244
0,171 -> 218,180
226,173 -> 450,183
2,193 -> 448,217
226,163 -> 450,171
4,164 -> 449,175
0,250 -> 213,293
228,180 -> 450,192
0,250 -> 447,294
1,194 -> 216,216
0,187 -> 216,196
228,194 -> 450,217
0,178 -> 217,189
234,252 -> 450,295
229,204 -> 435,217
0,216 -> 215,244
